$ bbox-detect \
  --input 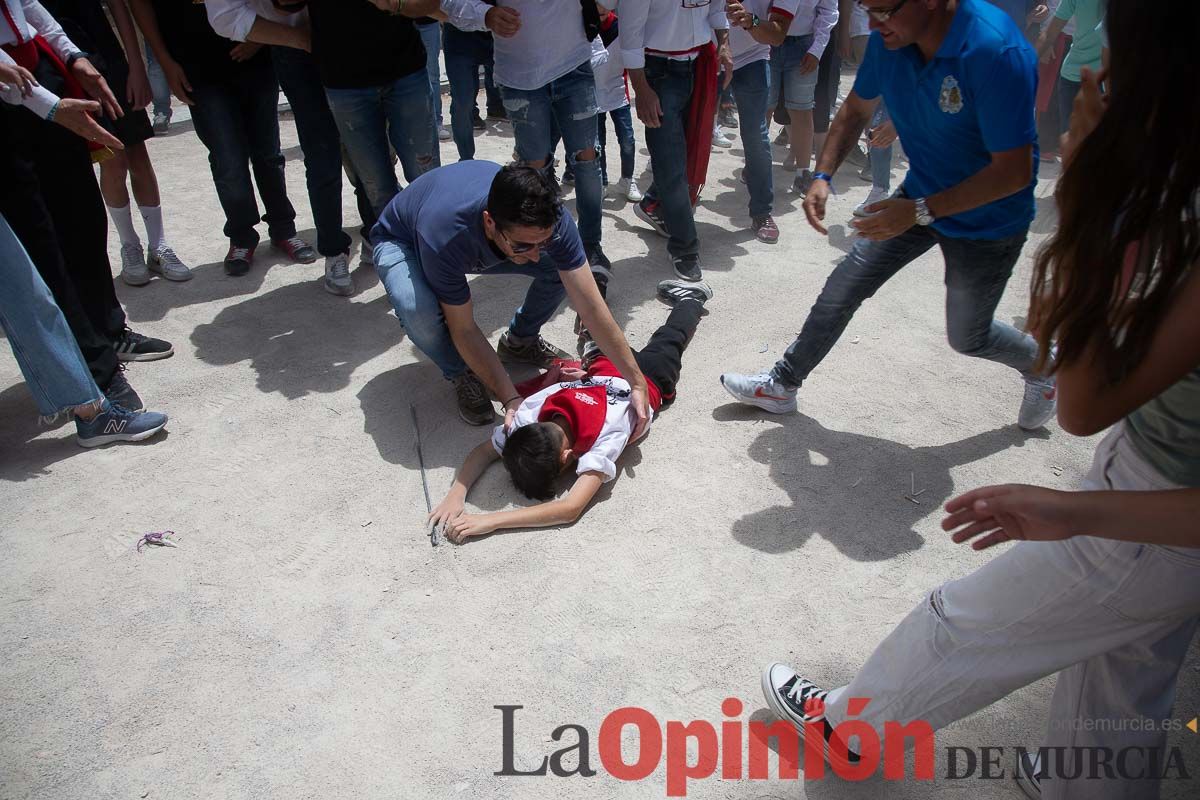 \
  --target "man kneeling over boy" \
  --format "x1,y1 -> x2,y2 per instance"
430,278 -> 713,542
